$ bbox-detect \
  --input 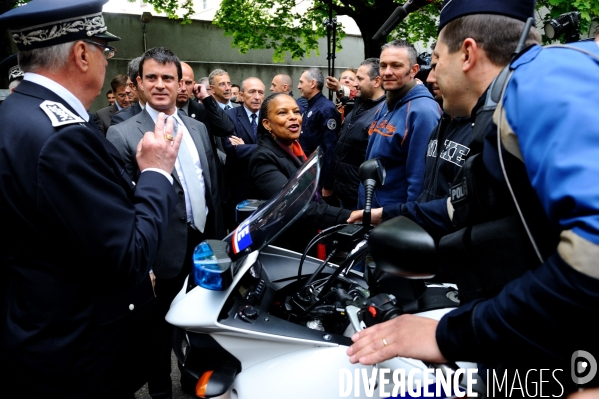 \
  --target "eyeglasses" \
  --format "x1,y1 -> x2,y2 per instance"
84,40 -> 116,59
